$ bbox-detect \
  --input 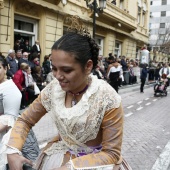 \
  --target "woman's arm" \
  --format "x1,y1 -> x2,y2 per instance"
70,105 -> 124,170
